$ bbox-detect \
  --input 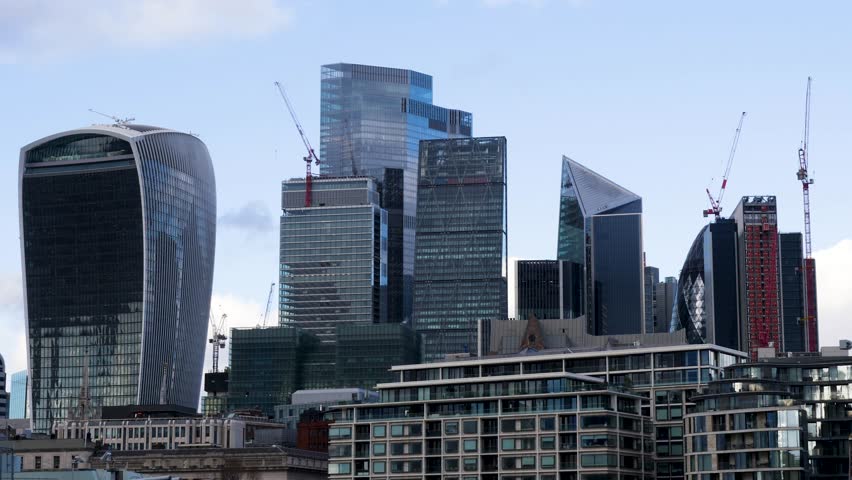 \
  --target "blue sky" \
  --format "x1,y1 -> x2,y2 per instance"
1,0 -> 851,377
